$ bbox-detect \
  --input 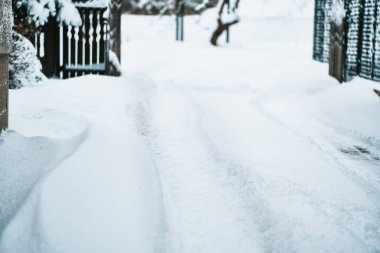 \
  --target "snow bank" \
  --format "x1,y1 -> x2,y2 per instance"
309,80 -> 380,139
0,76 -> 165,253
0,131 -> 85,235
